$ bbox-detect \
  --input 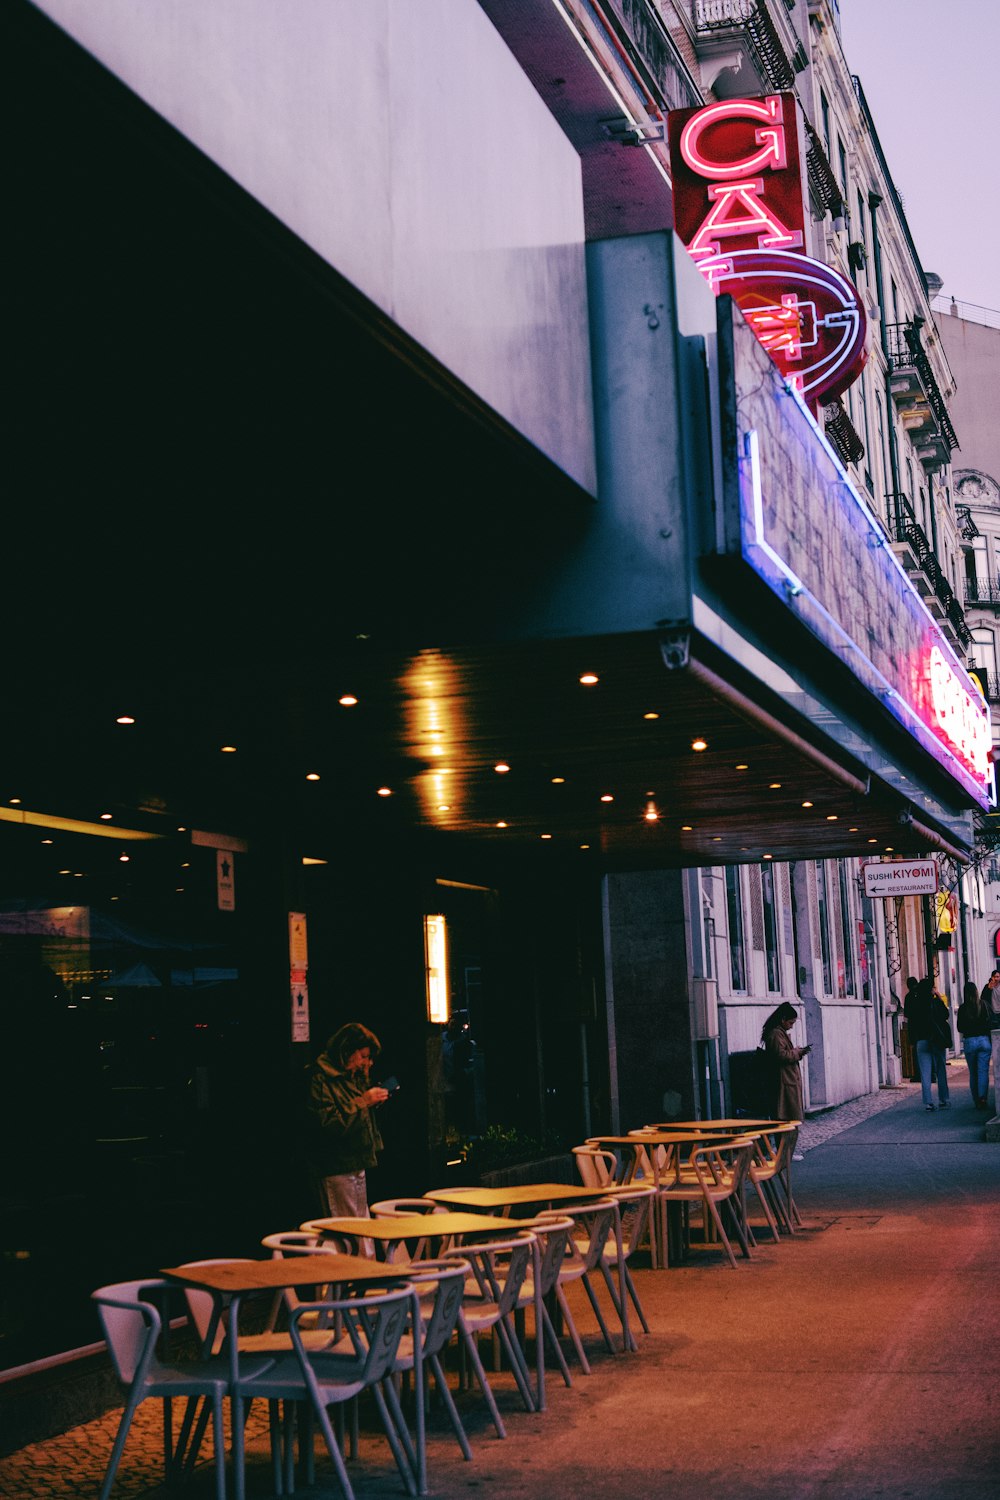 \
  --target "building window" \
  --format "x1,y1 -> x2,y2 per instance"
837,137 -> 848,194
971,628 -> 997,690
820,90 -> 831,155
725,866 -> 747,992
816,861 -> 833,995
761,863 -> 780,992
838,863 -> 855,997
